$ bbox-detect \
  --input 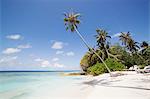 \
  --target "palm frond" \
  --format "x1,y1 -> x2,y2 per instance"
74,13 -> 81,18
64,18 -> 68,22
63,12 -> 68,17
